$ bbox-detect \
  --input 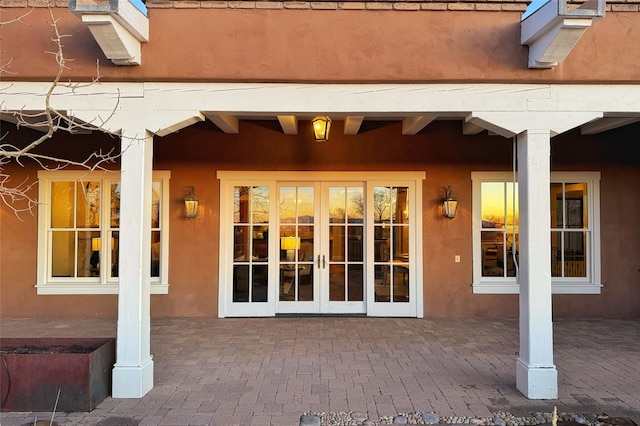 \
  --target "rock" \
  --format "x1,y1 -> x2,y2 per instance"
570,415 -> 588,425
393,415 -> 408,424
300,414 -> 321,426
493,416 -> 507,426
422,413 -> 440,424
